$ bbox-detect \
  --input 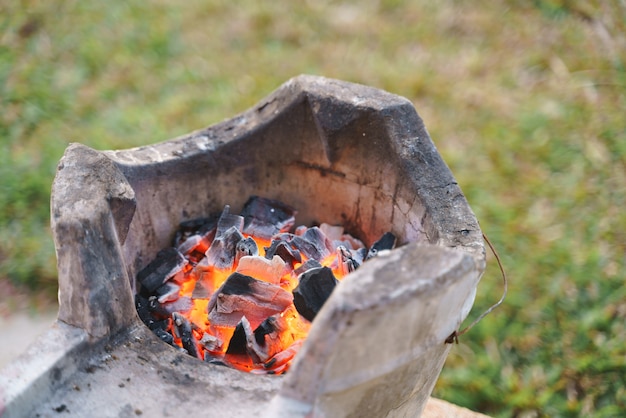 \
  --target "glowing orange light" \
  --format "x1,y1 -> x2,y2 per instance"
164,226 -> 353,375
